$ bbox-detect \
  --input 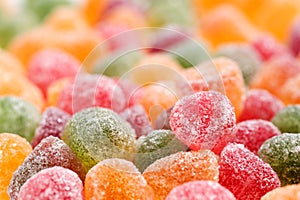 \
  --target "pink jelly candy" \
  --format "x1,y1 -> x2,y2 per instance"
31,107 -> 71,148
166,180 -> 236,200
18,166 -> 84,200
219,143 -> 280,200
169,91 -> 236,154
233,119 -> 281,154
